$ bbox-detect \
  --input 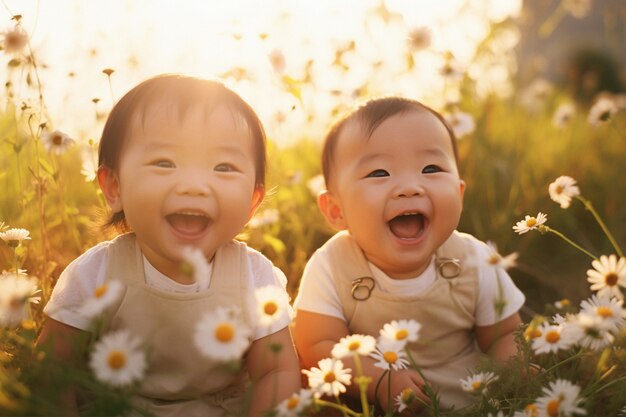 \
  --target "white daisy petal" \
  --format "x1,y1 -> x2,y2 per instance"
194,306 -> 251,362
